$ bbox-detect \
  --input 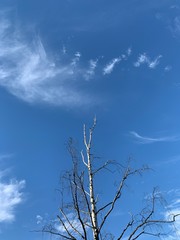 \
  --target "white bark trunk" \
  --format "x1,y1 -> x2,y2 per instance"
86,146 -> 99,240
83,119 -> 99,240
